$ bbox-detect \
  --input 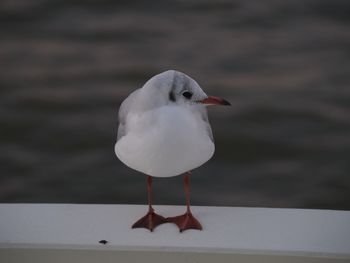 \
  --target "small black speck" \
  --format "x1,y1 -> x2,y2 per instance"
99,240 -> 108,245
